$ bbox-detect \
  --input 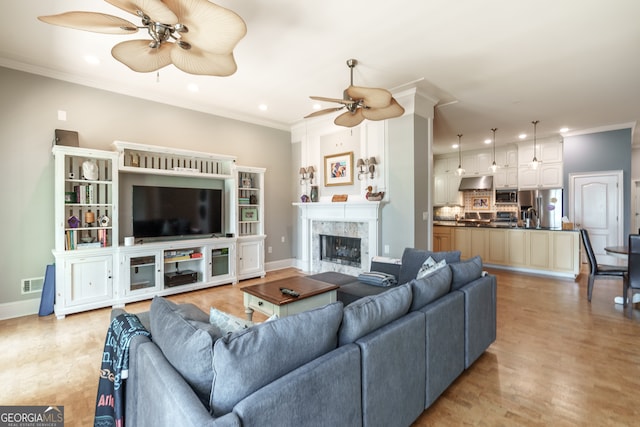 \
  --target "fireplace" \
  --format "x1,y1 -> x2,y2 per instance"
295,201 -> 382,275
320,234 -> 362,267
